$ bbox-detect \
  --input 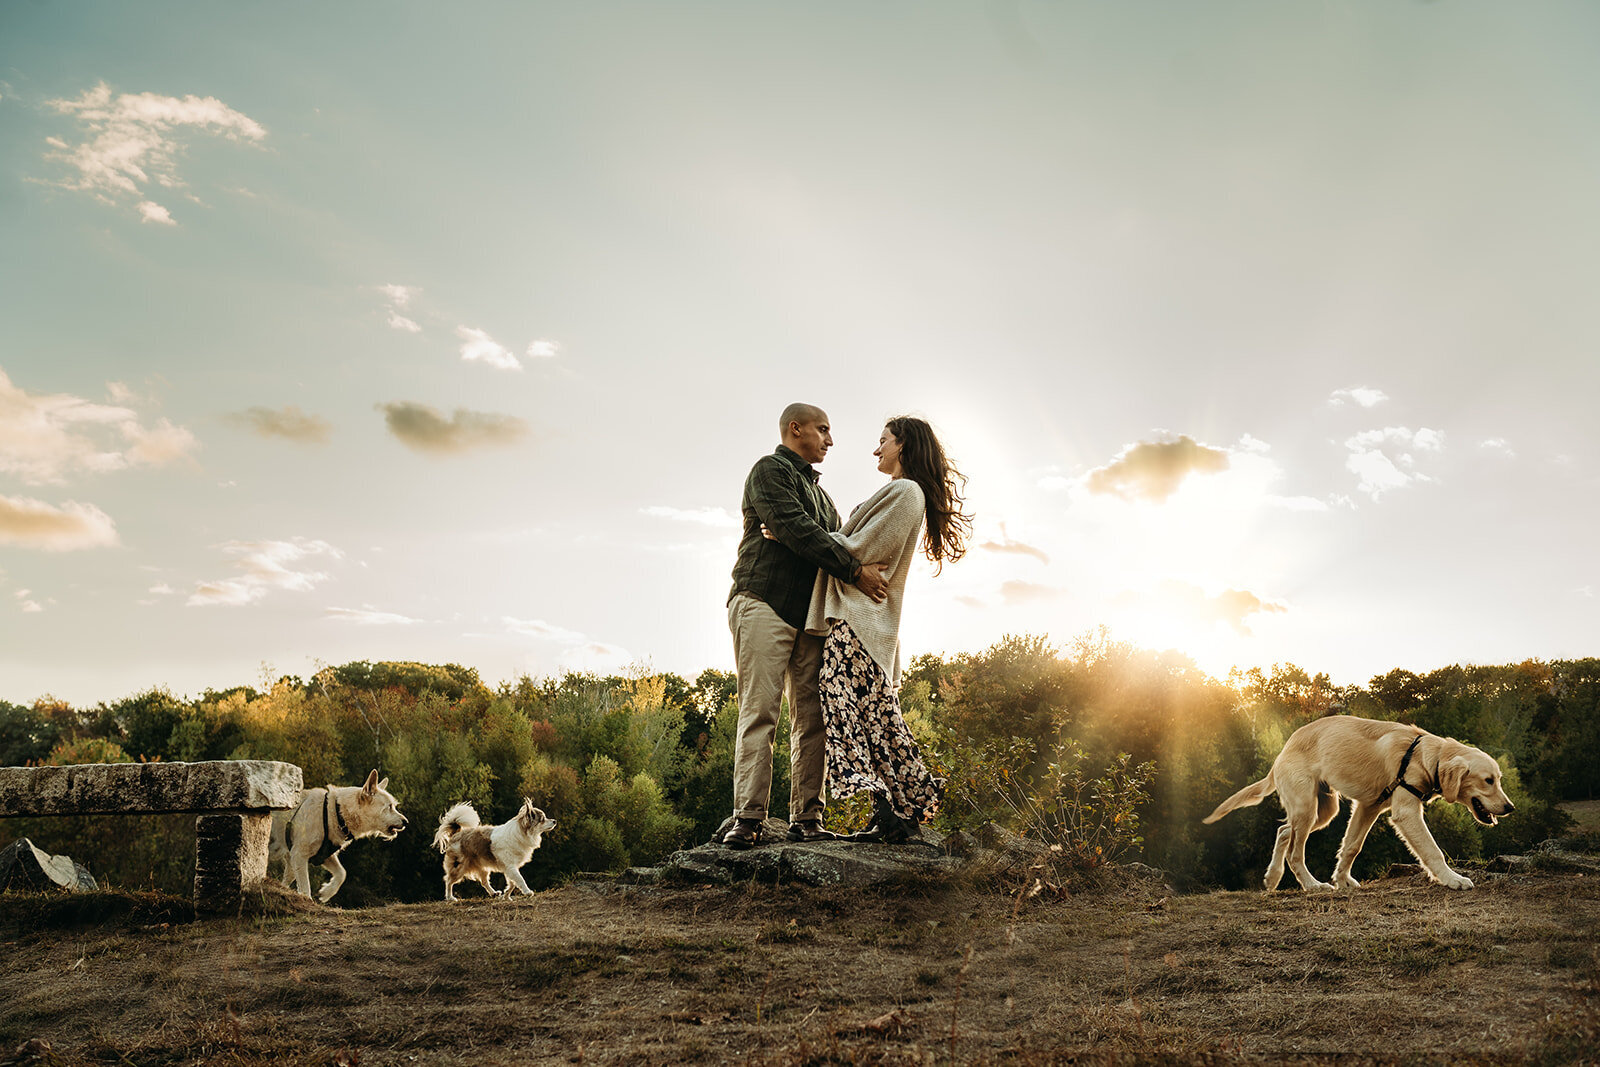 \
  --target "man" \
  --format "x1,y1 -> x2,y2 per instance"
722,402 -> 888,849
